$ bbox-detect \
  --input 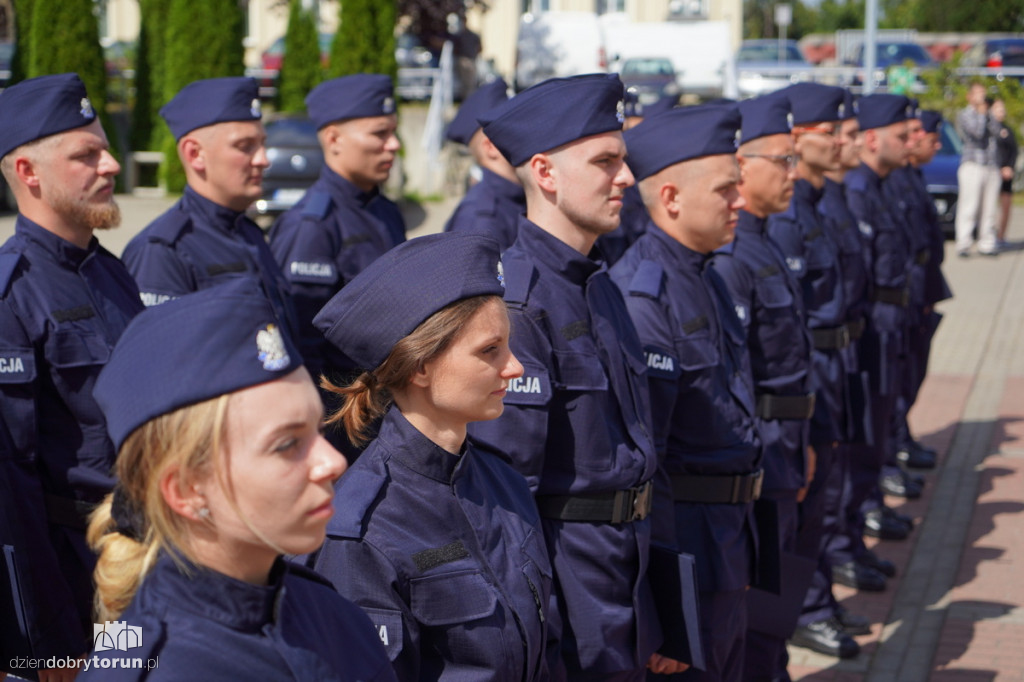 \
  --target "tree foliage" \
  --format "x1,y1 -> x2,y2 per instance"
329,0 -> 396,79
743,0 -> 818,41
133,0 -> 171,152
27,0 -> 107,111
397,0 -> 487,51
10,0 -> 32,84
278,0 -> 322,113
161,0 -> 245,191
